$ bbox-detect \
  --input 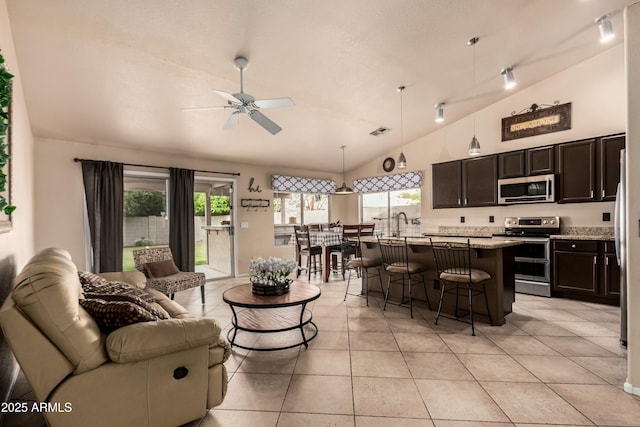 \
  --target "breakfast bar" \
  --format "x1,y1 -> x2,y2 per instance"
358,236 -> 522,326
